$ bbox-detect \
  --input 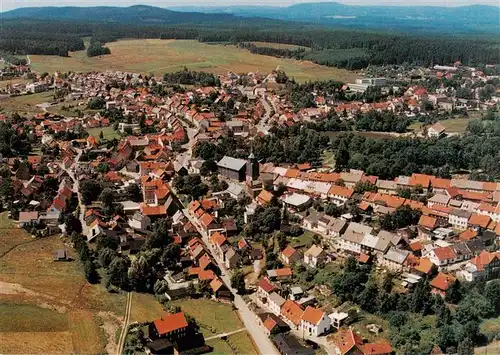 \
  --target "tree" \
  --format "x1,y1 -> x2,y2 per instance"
107,256 -> 130,289
126,183 -> 142,202
83,260 -> 99,283
148,218 -> 172,249
153,279 -> 168,295
438,325 -> 457,350
354,180 -> 377,194
87,97 -> 106,110
231,270 -> 246,294
325,203 -> 343,217
457,338 -> 473,355
98,247 -> 118,268
445,279 -> 462,304
99,188 -> 116,216
80,180 -> 102,205
484,280 -> 500,315
96,162 -> 110,173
